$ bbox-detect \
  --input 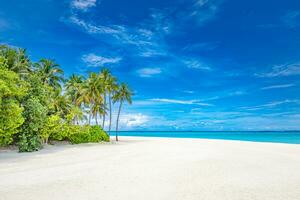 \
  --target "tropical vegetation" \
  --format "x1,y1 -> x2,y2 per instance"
0,45 -> 133,152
